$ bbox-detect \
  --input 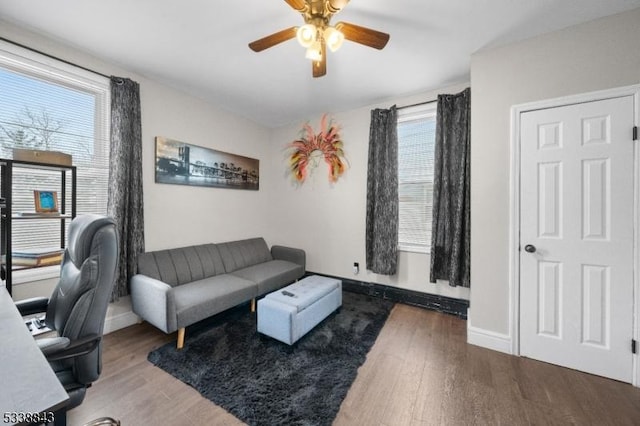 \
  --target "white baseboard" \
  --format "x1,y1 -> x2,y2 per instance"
467,323 -> 513,355
103,309 -> 139,335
